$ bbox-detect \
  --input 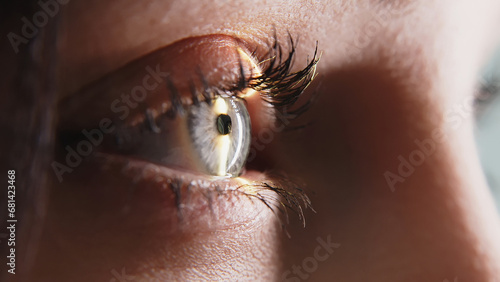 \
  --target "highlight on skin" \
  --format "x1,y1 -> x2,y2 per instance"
4,0 -> 500,281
